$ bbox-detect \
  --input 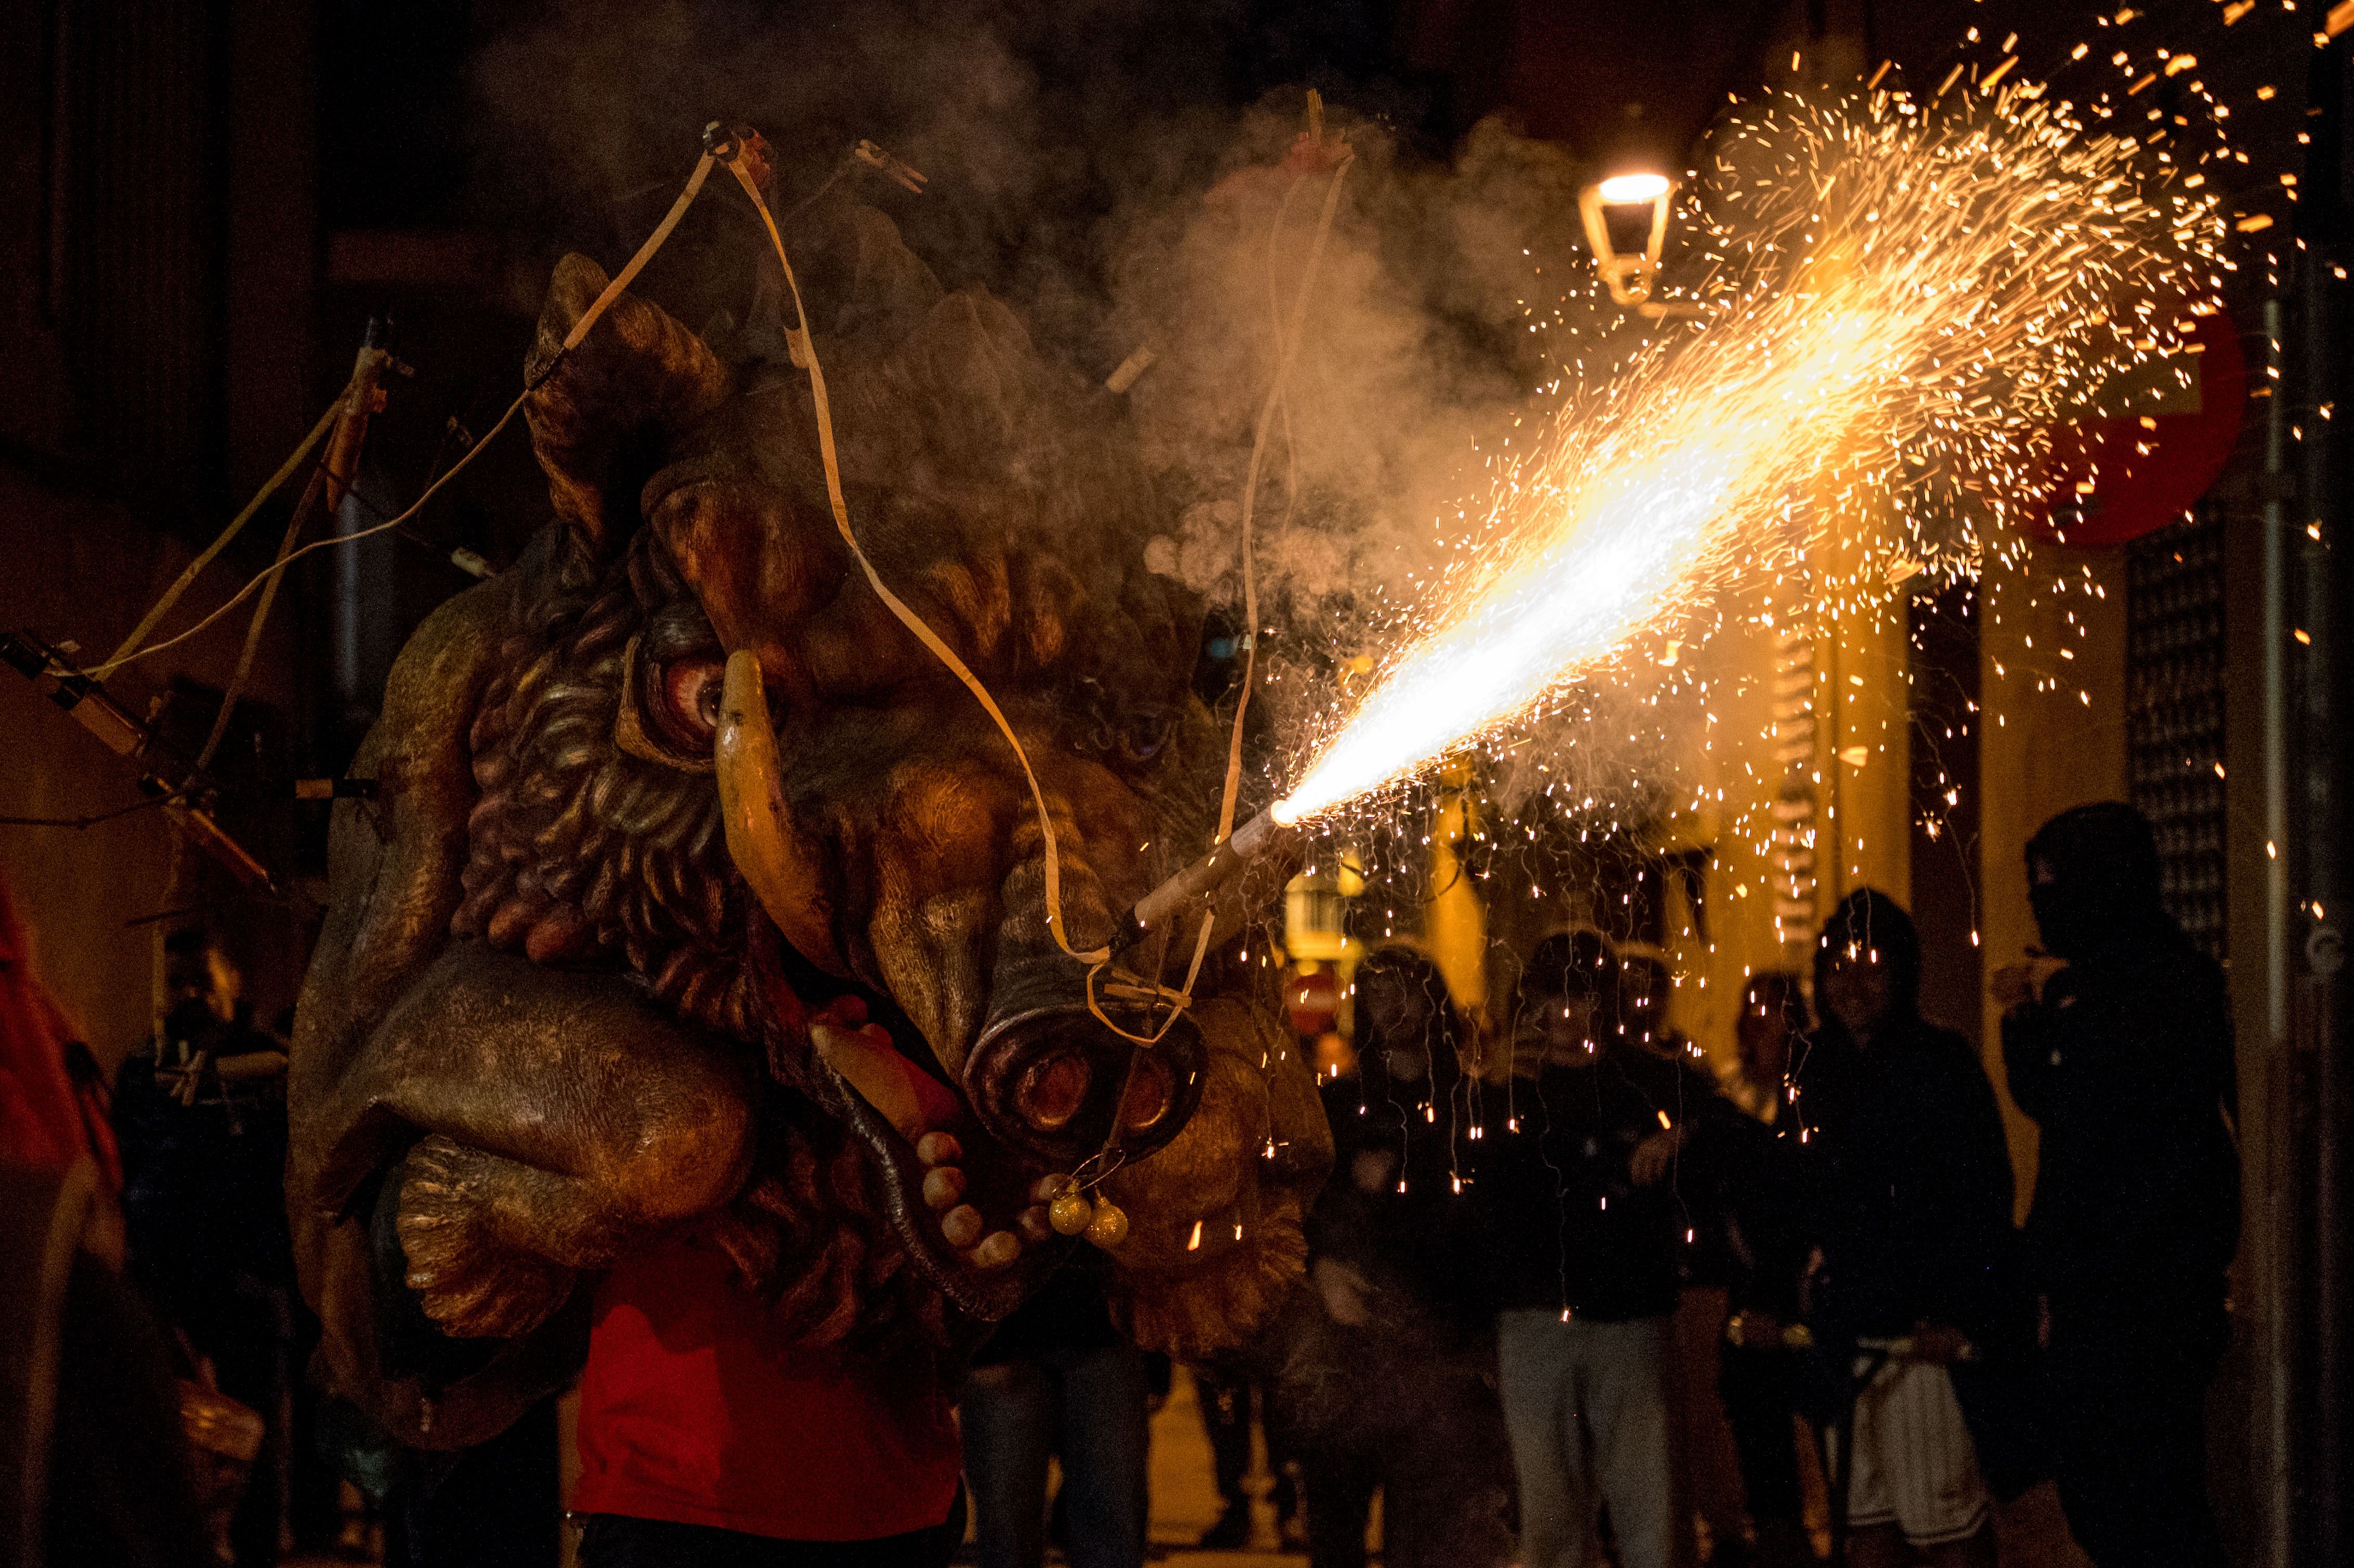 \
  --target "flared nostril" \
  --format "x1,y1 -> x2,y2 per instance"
1017,1052 -> 1093,1131
968,998 -> 1206,1165
1118,1056 -> 1173,1133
